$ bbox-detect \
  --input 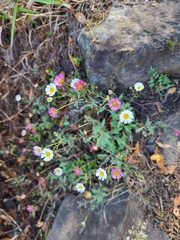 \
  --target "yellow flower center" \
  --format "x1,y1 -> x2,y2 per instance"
50,87 -> 54,92
45,151 -> 51,157
137,85 -> 141,90
100,171 -> 105,176
123,113 -> 129,119
114,170 -> 119,176
58,78 -> 63,84
77,83 -> 84,90
37,149 -> 41,153
79,185 -> 83,189
56,169 -> 61,173
52,109 -> 57,114
112,101 -> 118,107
